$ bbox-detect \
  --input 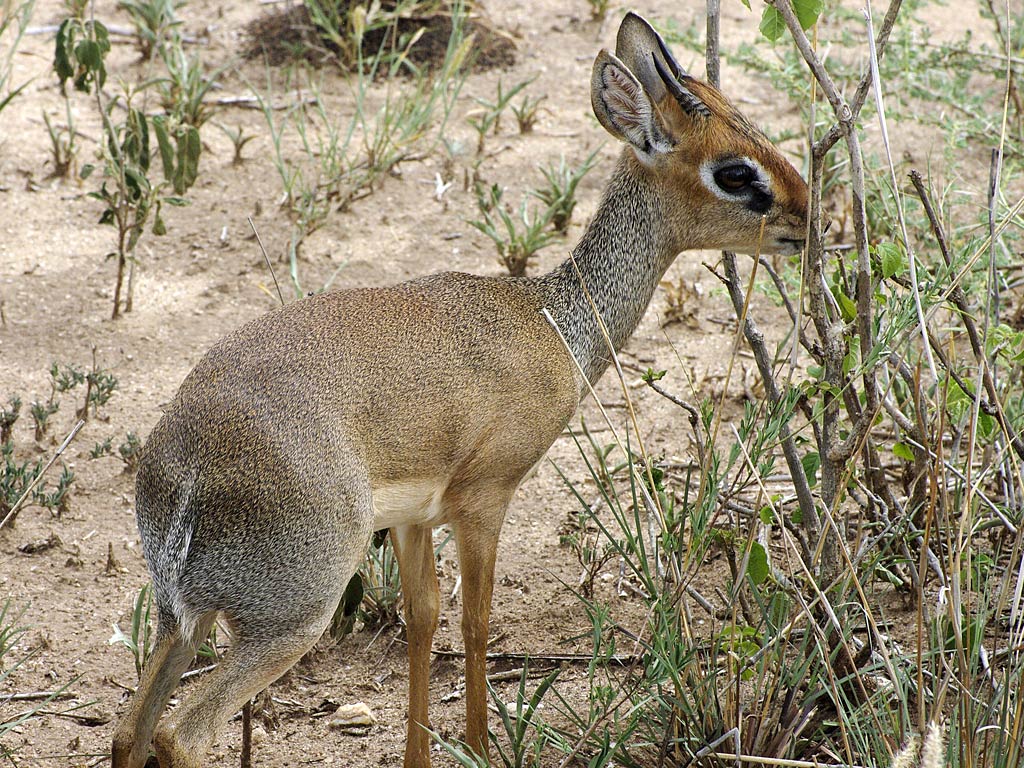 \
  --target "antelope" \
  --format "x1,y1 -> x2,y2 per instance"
110,11 -> 808,768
